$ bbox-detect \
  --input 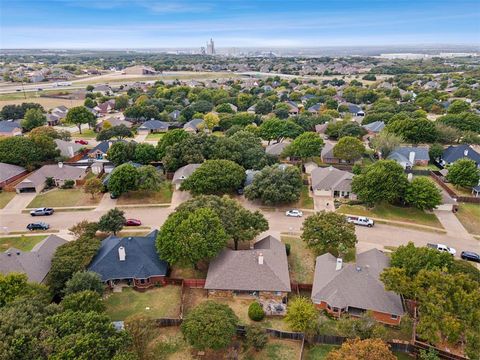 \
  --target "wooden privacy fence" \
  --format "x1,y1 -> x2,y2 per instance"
412,341 -> 468,360
155,318 -> 182,327
430,170 -> 480,203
